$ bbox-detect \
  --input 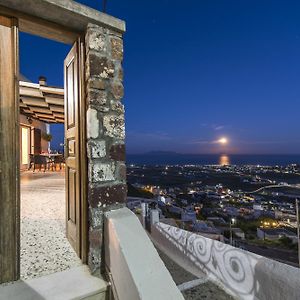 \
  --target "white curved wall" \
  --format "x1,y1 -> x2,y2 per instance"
151,222 -> 300,300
